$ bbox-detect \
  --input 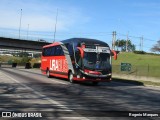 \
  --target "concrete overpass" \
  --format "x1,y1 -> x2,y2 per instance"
0,37 -> 51,51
